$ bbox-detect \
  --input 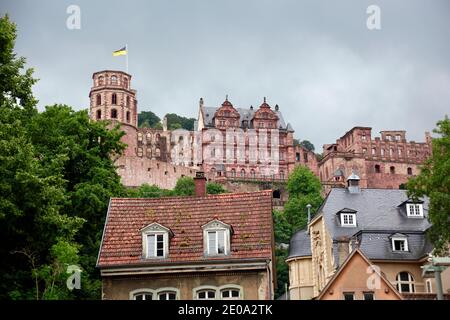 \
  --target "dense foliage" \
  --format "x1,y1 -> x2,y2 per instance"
273,165 -> 323,298
164,113 -> 196,131
408,116 -> 450,256
138,110 -> 161,128
128,179 -> 227,198
0,15 -> 128,299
